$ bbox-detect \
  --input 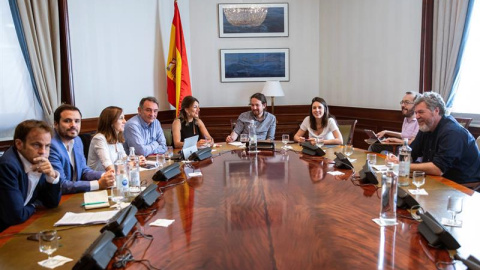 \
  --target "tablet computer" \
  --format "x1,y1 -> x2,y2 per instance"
364,129 -> 384,144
